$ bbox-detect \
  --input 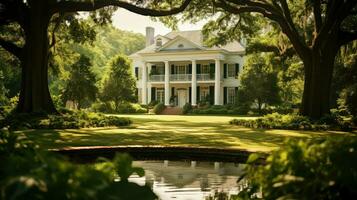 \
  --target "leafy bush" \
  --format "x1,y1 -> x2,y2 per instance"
230,112 -> 354,131
182,103 -> 192,114
239,137 -> 357,199
153,103 -> 165,114
117,103 -> 147,114
189,105 -> 249,115
0,129 -> 156,200
0,110 -> 132,130
91,101 -> 147,114
148,100 -> 159,107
